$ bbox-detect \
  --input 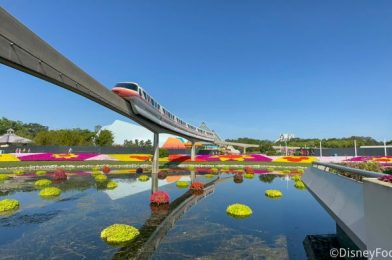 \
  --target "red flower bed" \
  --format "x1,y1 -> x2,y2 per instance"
150,191 -> 170,205
190,182 -> 204,191
244,167 -> 254,174
102,165 -> 111,174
